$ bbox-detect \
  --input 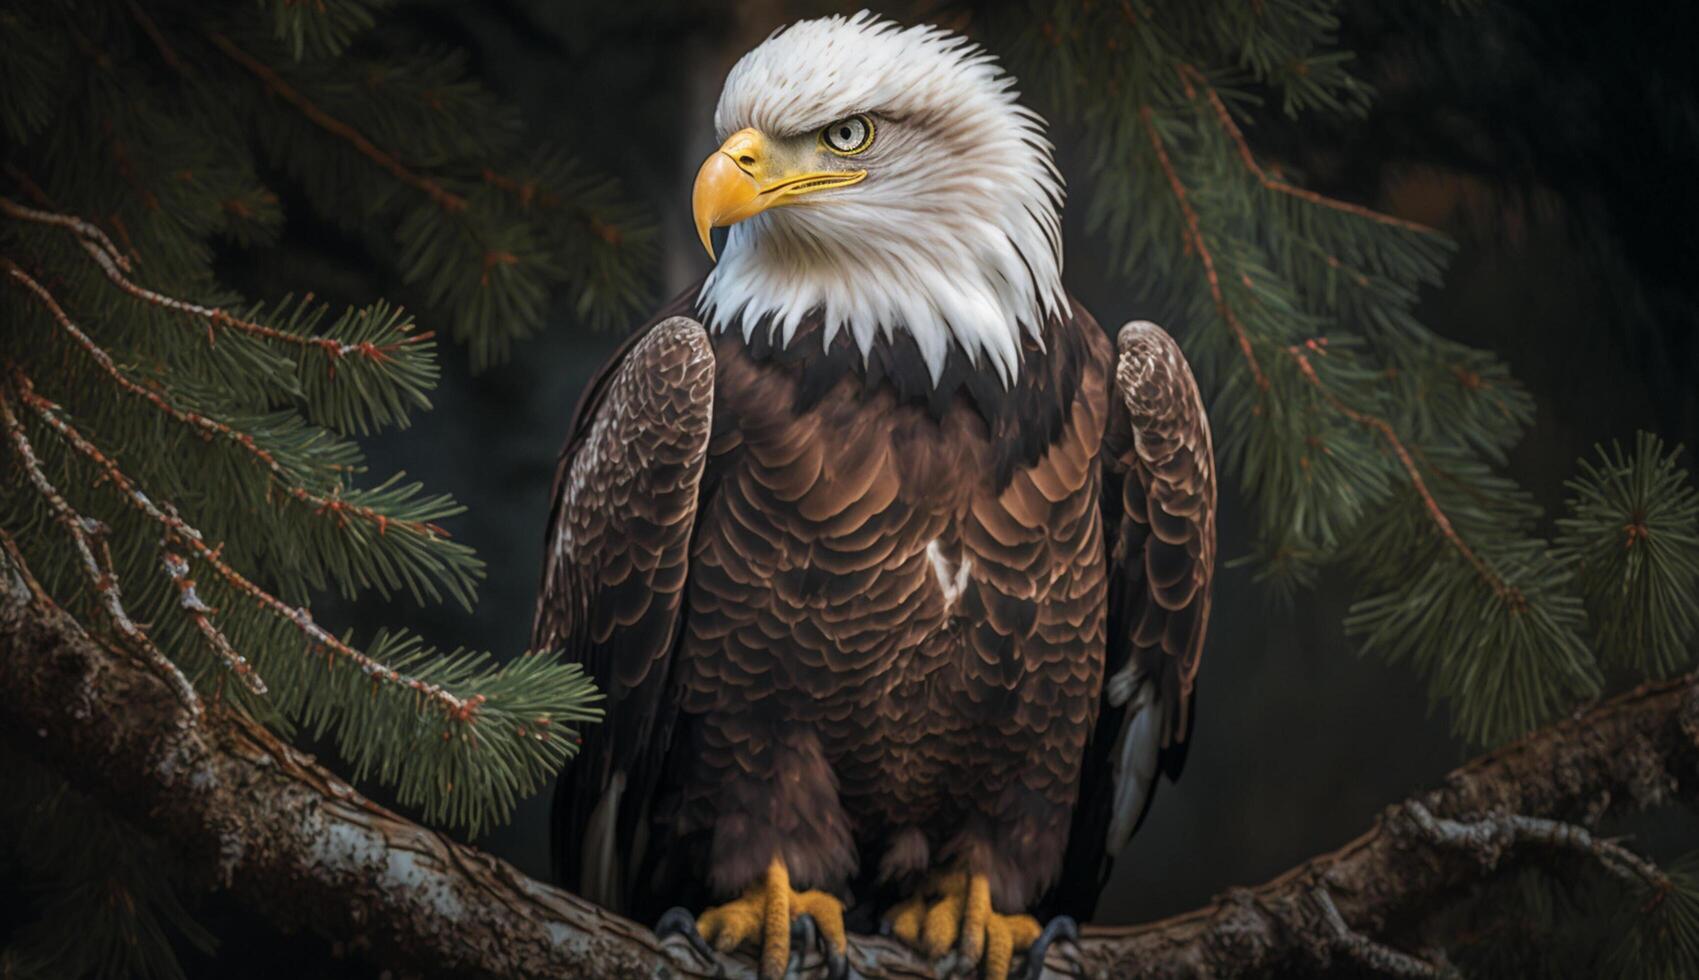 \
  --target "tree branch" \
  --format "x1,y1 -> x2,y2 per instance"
205,32 -> 468,214
0,391 -> 201,717
1175,63 -> 1440,238
1,255 -> 448,544
1283,342 -> 1517,602
8,369 -> 481,721
1312,885 -> 1457,979
1,193 -> 435,364
1138,104 -> 1271,393
2,554 -> 1696,978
